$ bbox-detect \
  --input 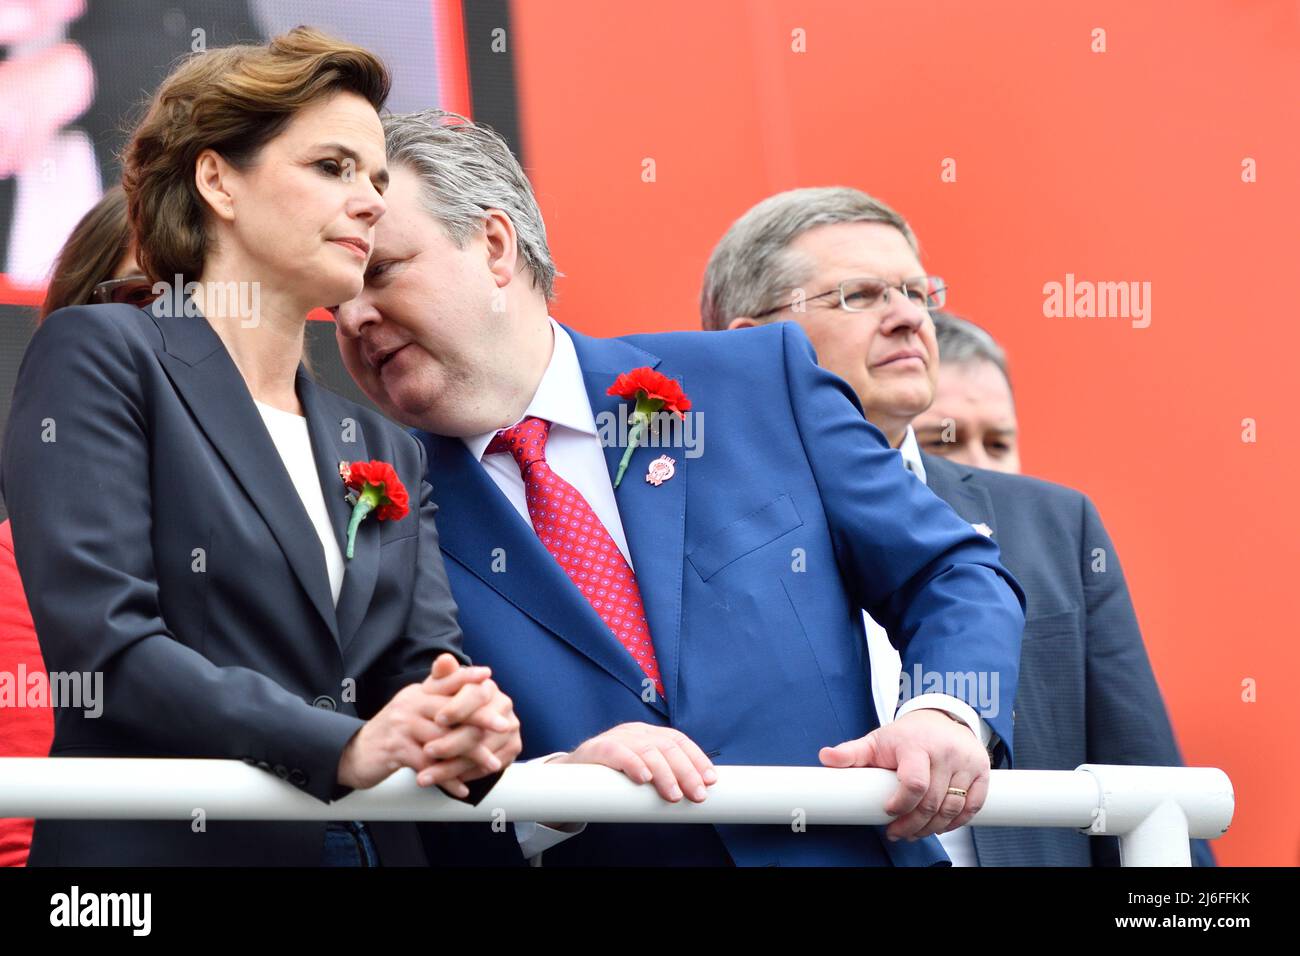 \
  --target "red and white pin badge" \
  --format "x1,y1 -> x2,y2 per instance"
645,454 -> 676,486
